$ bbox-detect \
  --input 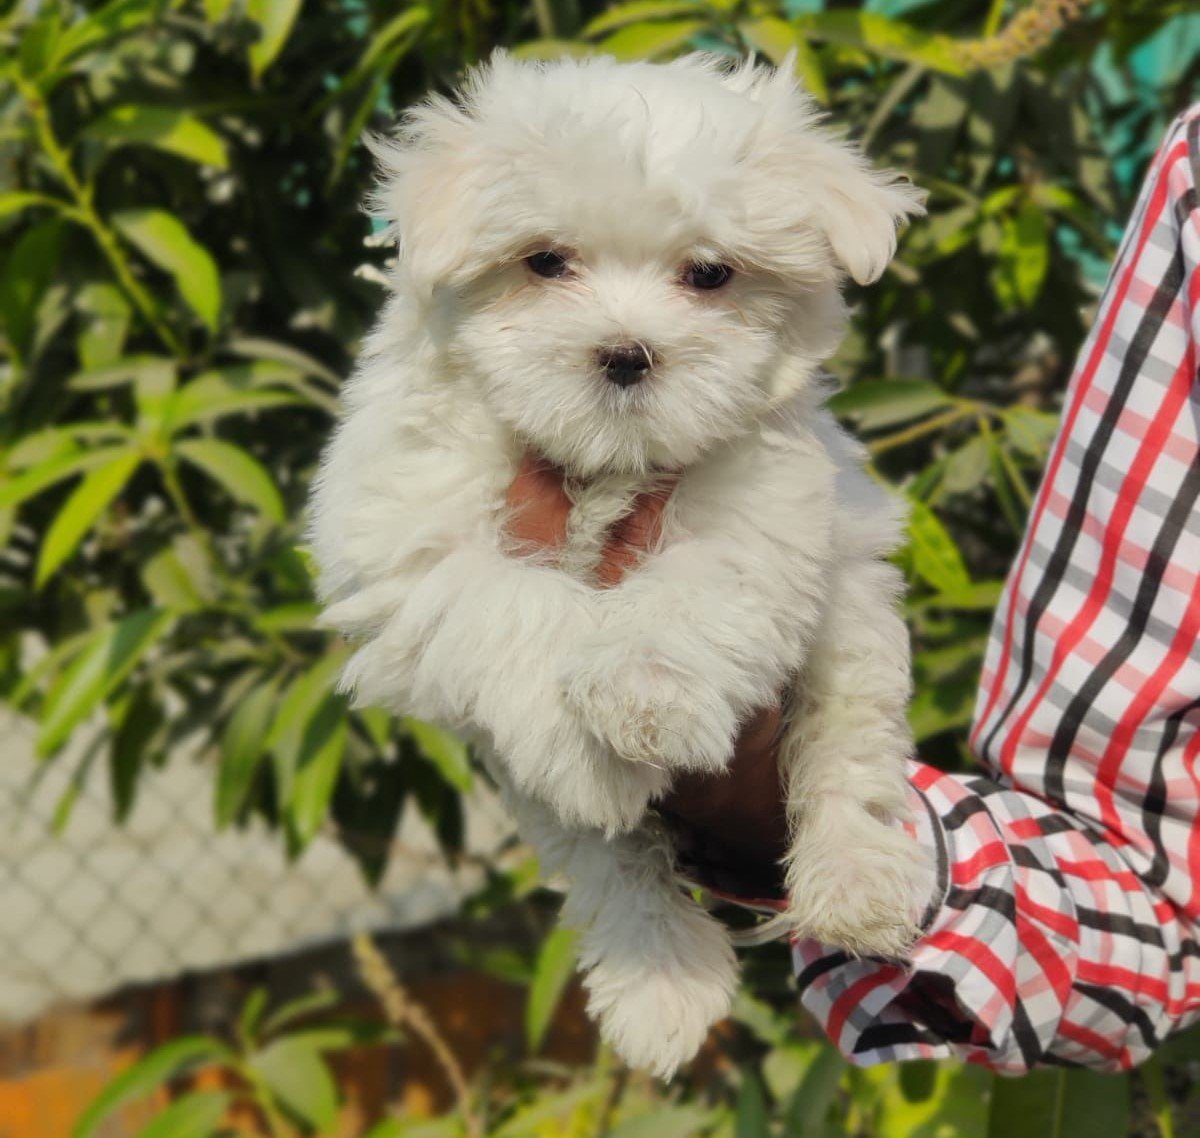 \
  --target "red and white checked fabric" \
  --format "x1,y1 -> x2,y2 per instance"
792,105 -> 1200,1073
